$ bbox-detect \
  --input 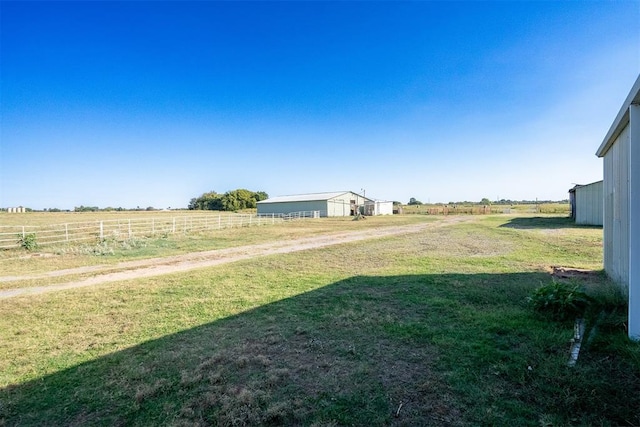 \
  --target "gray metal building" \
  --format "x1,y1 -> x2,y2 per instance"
257,191 -> 374,217
596,74 -> 640,340
568,181 -> 603,226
